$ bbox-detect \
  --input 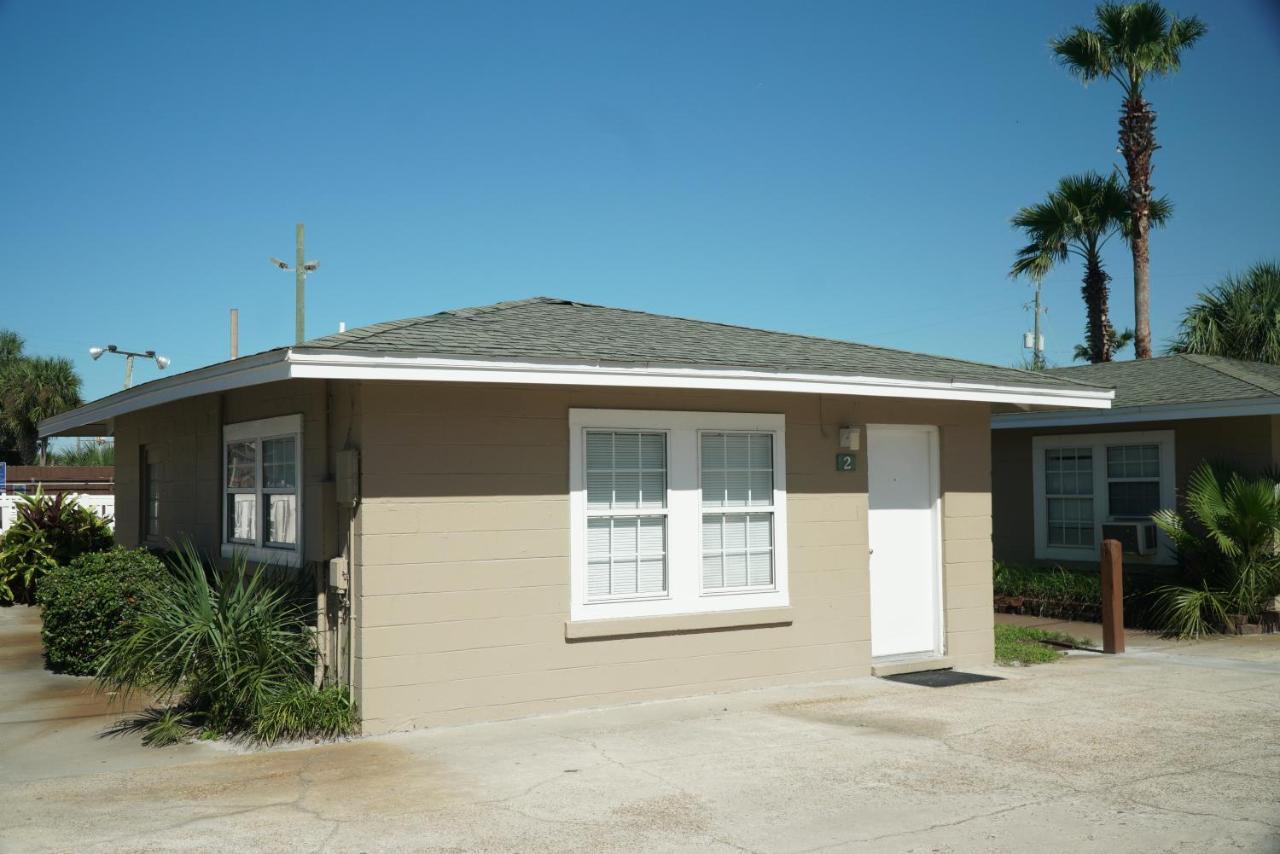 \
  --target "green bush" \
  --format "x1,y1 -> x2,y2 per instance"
37,548 -> 169,675
97,542 -> 356,746
1152,463 -> 1280,637
993,562 -> 1100,611
0,491 -> 113,604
